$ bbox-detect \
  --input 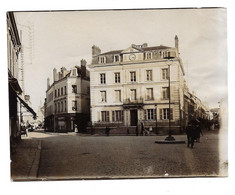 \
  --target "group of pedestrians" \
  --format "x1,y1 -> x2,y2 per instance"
185,118 -> 203,149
